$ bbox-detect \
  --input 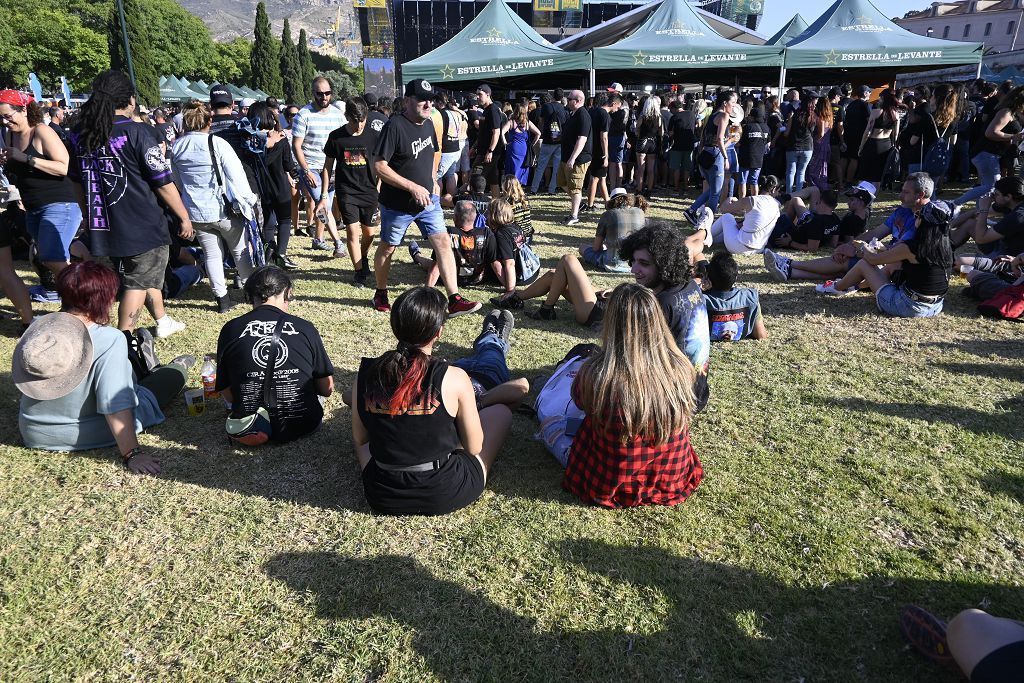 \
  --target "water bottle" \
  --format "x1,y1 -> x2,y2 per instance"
201,354 -> 219,400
